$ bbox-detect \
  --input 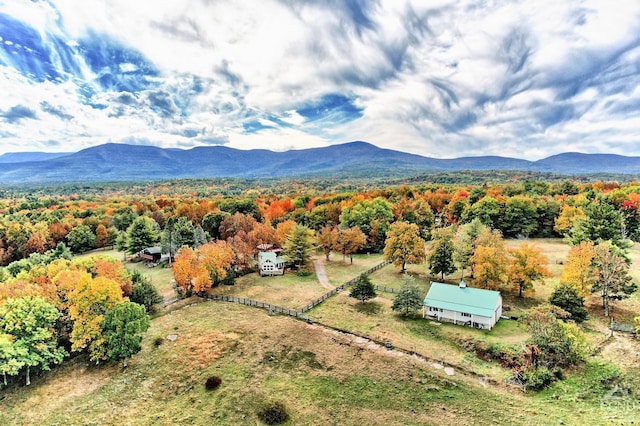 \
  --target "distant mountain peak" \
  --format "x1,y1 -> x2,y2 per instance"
0,142 -> 638,184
